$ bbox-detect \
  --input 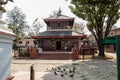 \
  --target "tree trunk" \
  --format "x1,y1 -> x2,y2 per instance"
98,43 -> 105,57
